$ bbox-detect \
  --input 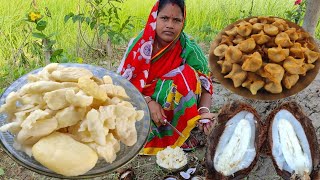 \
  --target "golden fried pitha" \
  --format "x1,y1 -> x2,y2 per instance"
282,73 -> 299,89
290,43 -> 305,59
224,64 -> 248,87
264,24 -> 279,36
304,49 -> 320,64
285,28 -> 299,41
236,21 -> 253,37
225,46 -> 243,63
237,38 -> 256,53
264,81 -> 282,93
242,52 -> 263,72
283,56 -> 306,75
264,63 -> 285,83
275,32 -> 293,48
214,44 -> 229,57
251,31 -> 271,45
242,72 -> 265,95
218,60 -> 233,74
267,45 -> 289,63
213,16 -> 319,95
